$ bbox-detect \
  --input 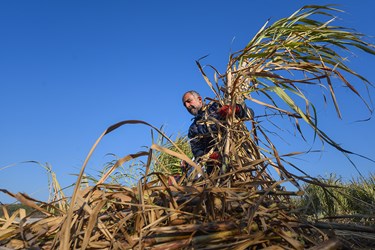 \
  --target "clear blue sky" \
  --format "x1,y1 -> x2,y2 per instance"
1,1 -> 374,204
